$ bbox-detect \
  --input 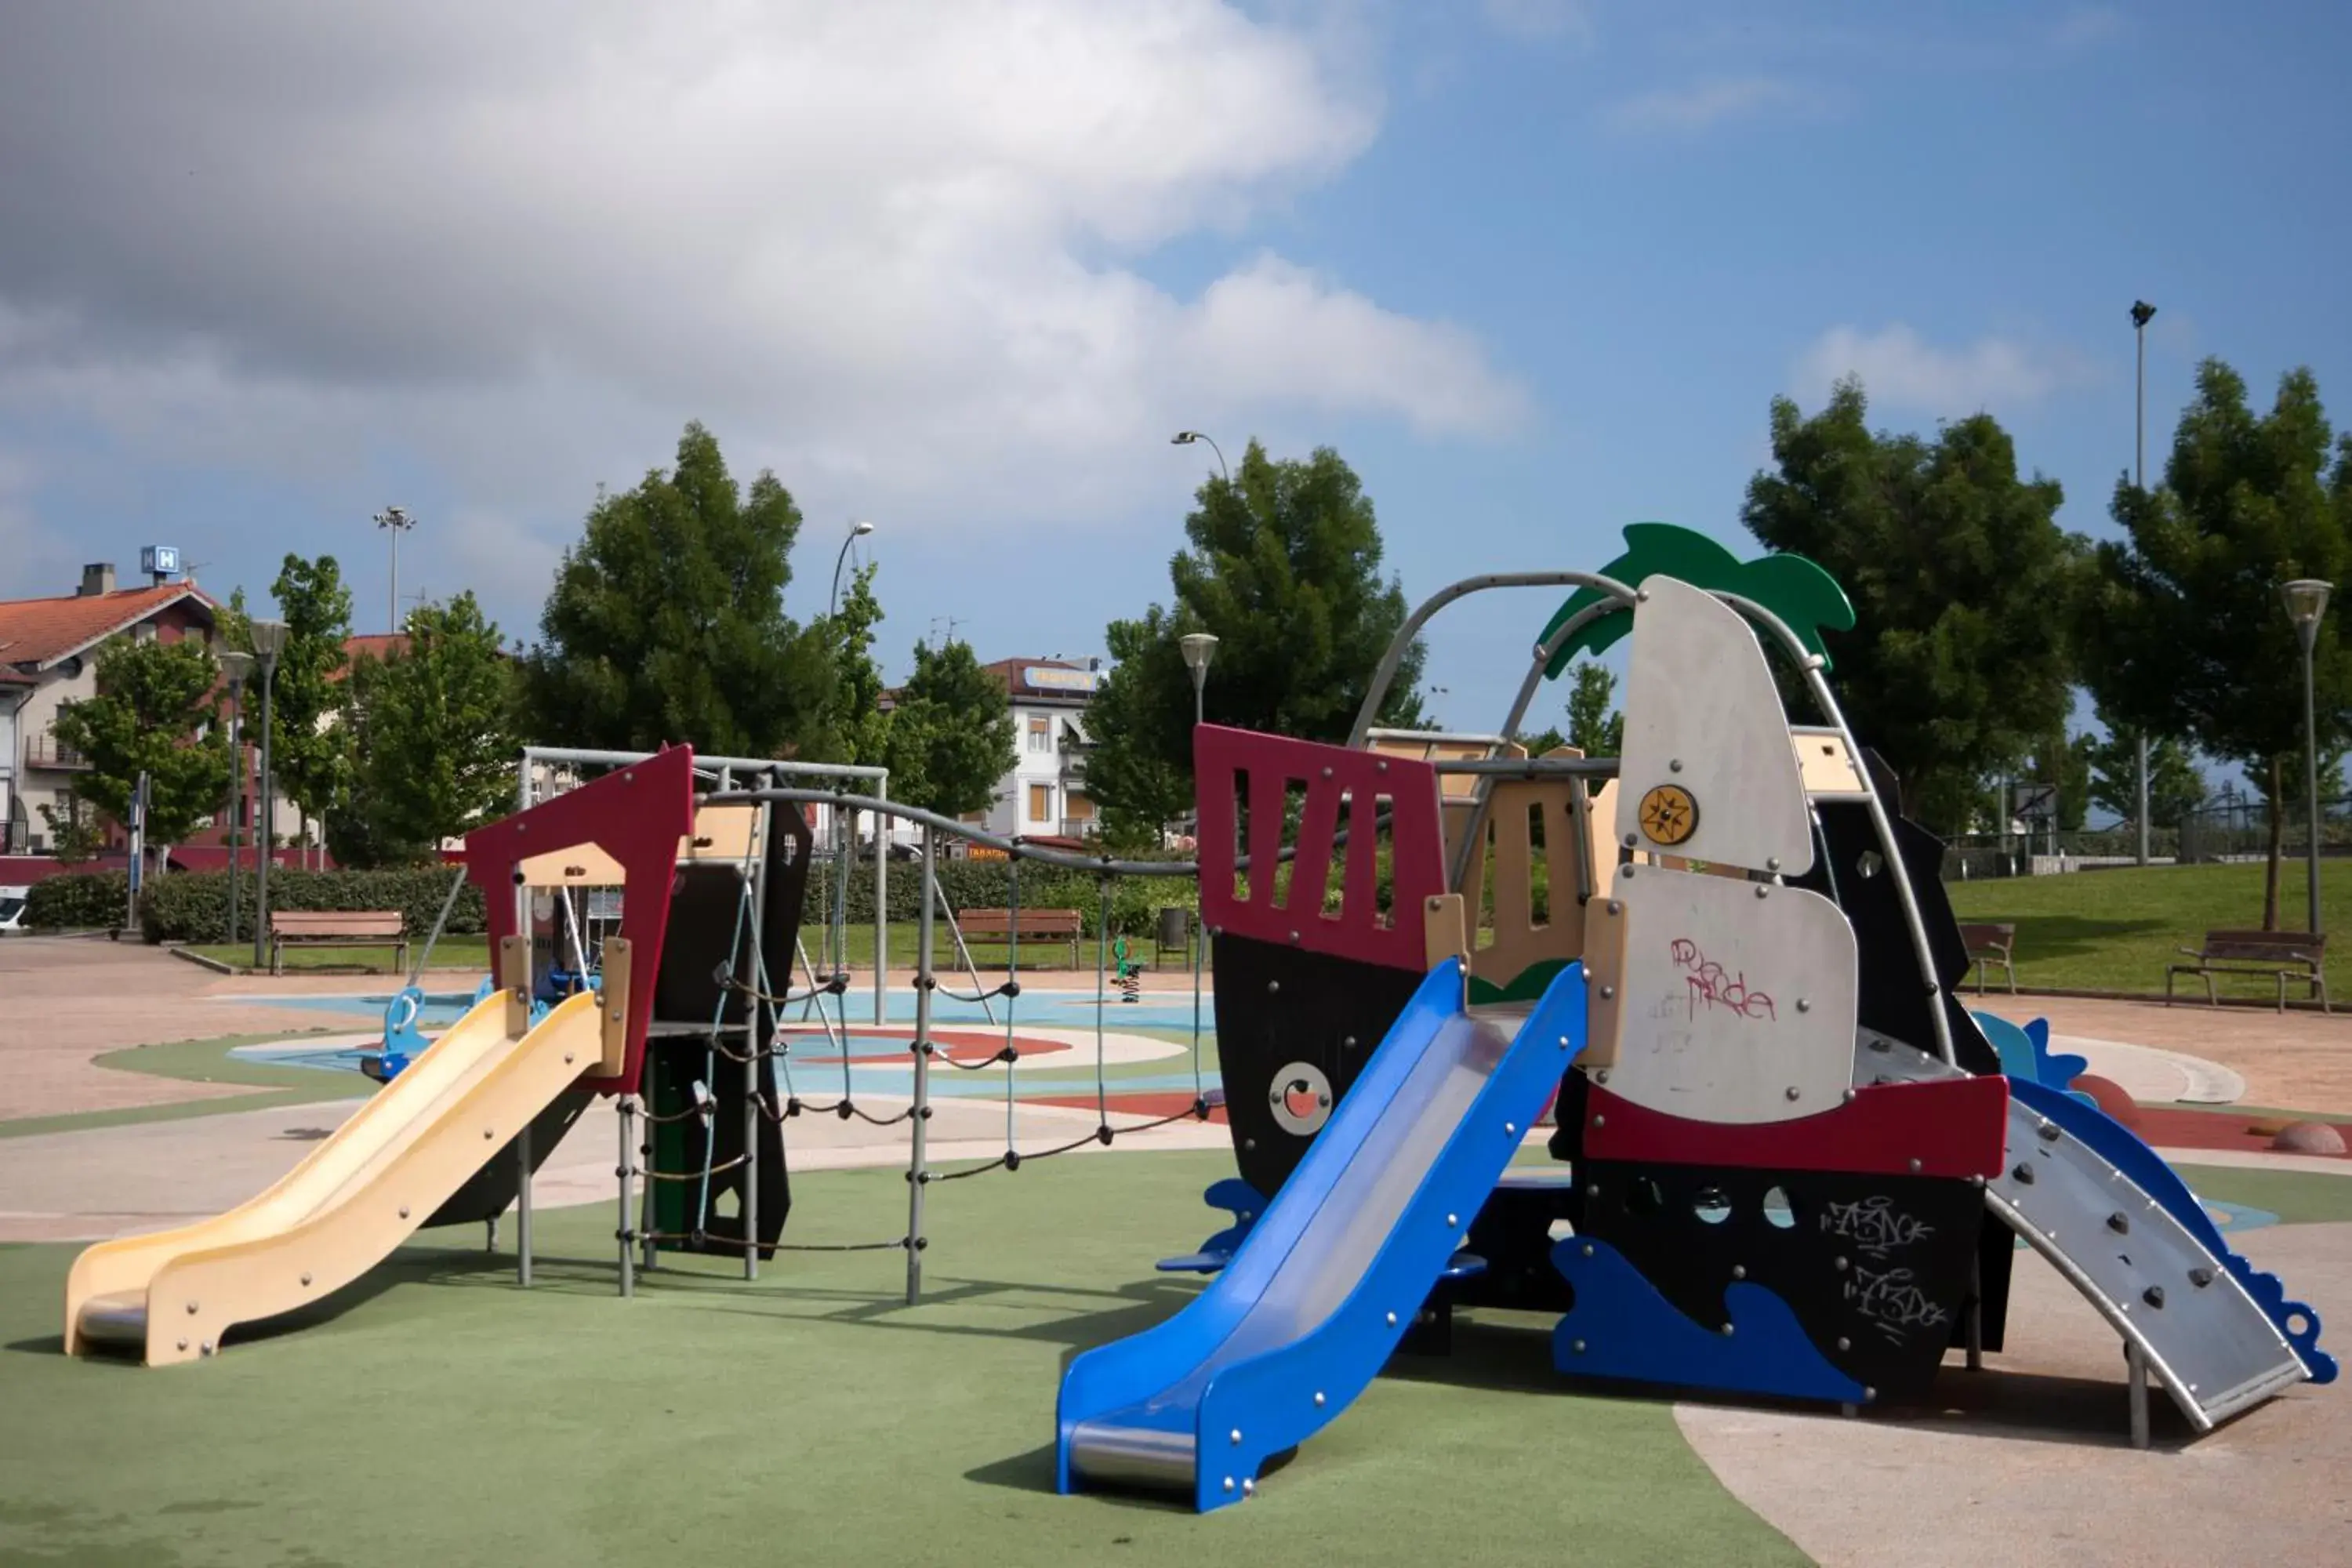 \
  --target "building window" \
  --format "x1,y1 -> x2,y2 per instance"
1064,792 -> 1096,822
1029,783 -> 1054,822
1027,716 -> 1050,754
